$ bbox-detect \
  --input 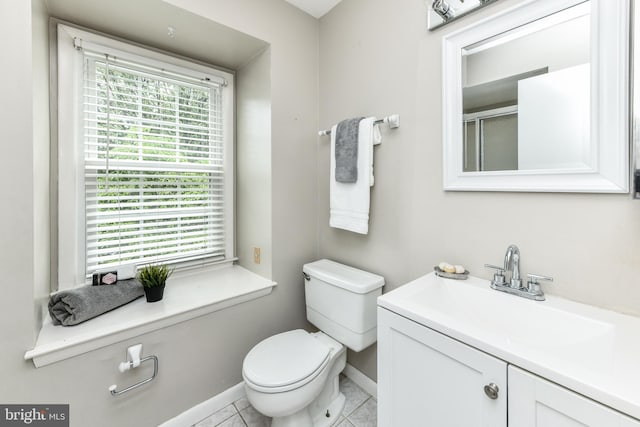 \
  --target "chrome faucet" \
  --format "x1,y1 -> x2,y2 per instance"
485,244 -> 553,301
504,244 -> 521,289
